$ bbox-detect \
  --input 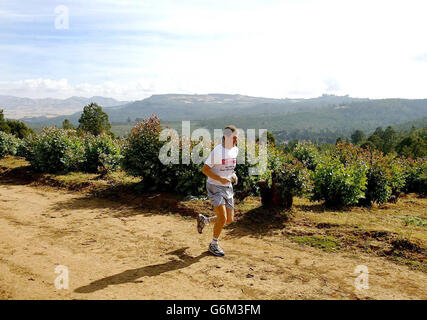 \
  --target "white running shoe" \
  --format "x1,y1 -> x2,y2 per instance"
209,242 -> 225,257
197,214 -> 208,234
